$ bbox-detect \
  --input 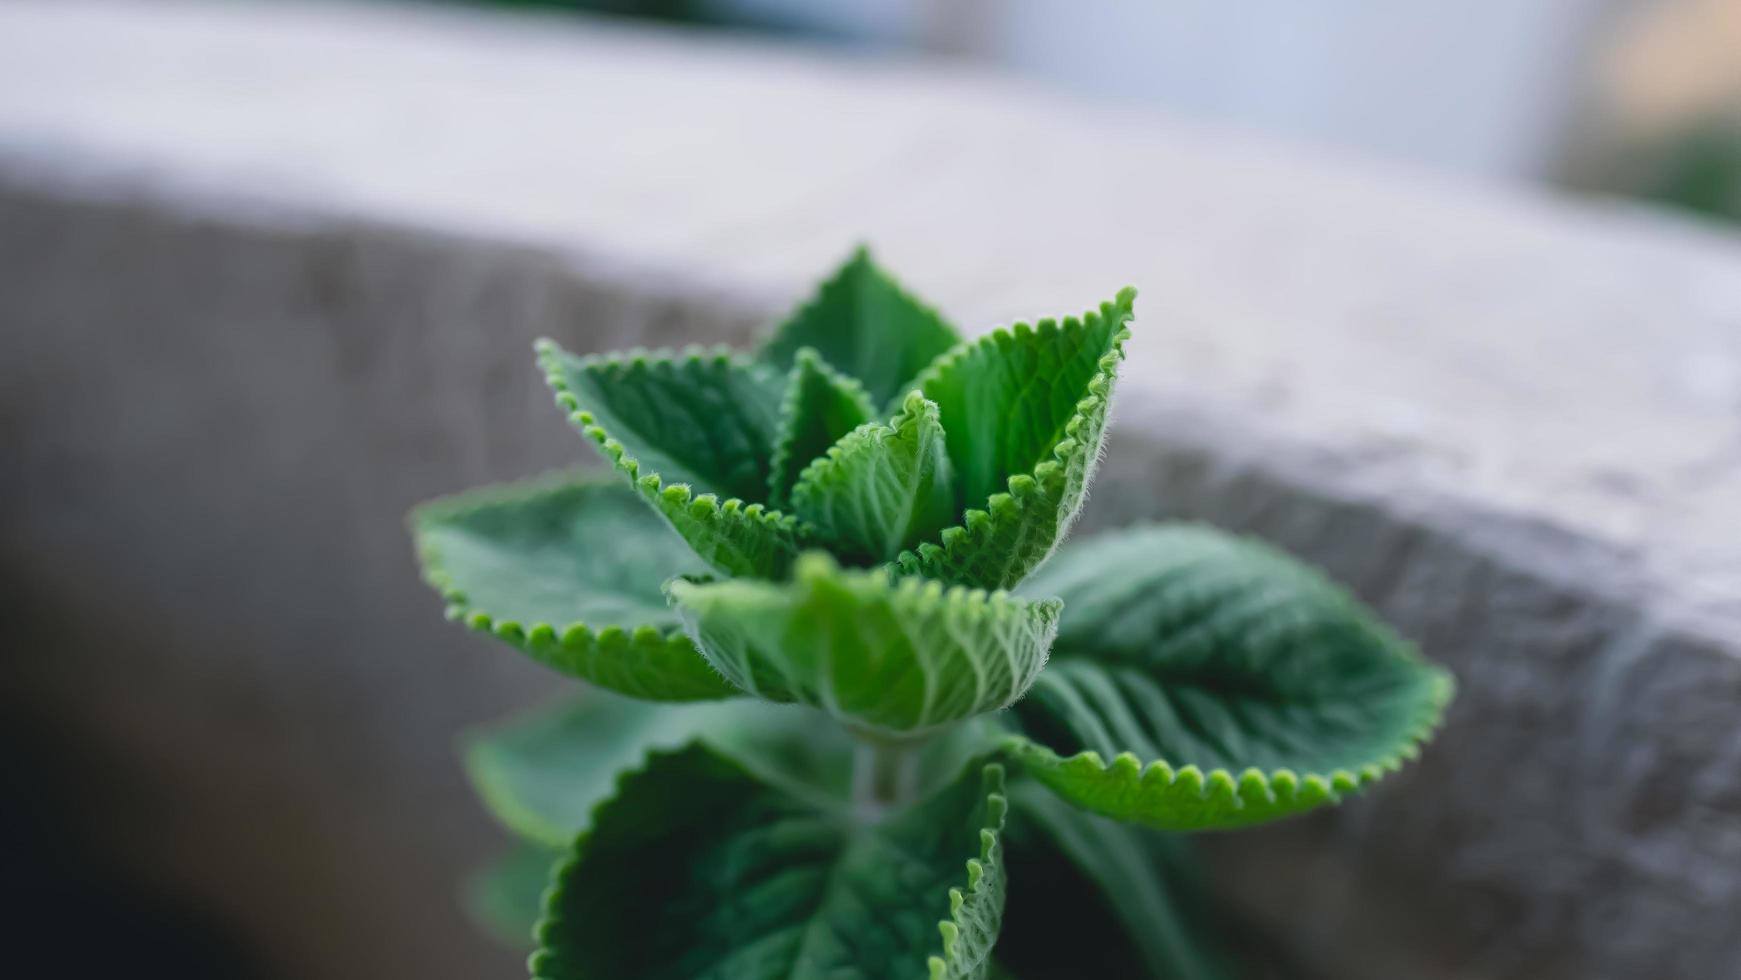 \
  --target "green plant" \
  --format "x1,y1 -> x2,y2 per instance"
413,248 -> 1454,978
